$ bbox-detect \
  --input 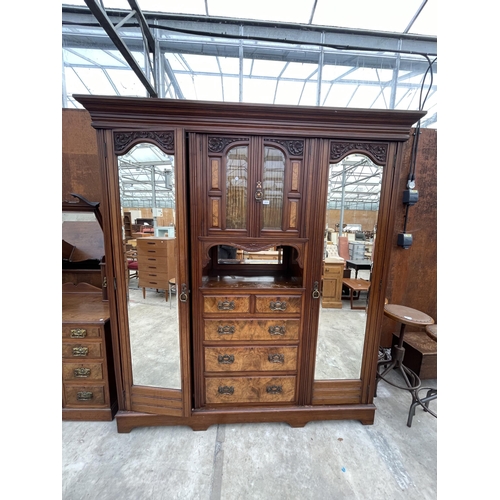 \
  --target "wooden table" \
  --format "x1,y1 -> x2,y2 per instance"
345,259 -> 372,278
342,278 -> 370,310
